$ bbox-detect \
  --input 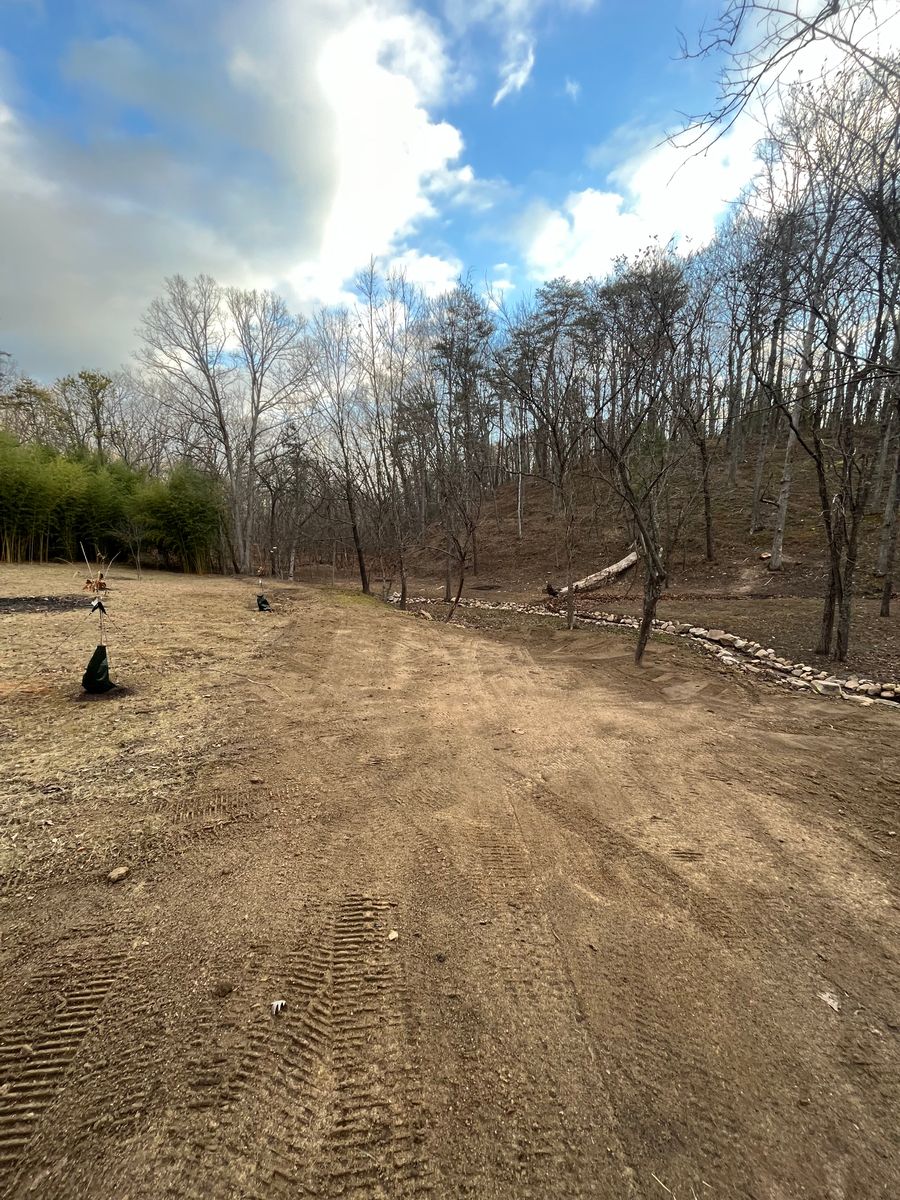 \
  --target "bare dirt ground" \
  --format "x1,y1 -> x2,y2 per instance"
1,564 -> 899,1199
